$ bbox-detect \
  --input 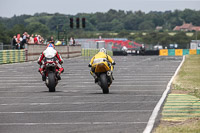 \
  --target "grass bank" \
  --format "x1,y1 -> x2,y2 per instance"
153,55 -> 200,133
